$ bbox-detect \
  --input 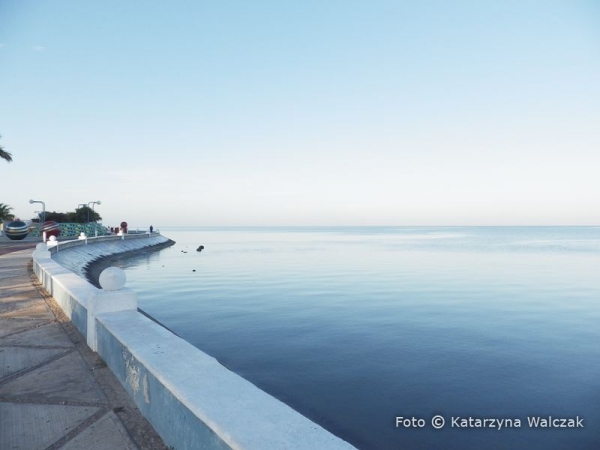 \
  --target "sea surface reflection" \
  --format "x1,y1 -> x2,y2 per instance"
117,227 -> 600,450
